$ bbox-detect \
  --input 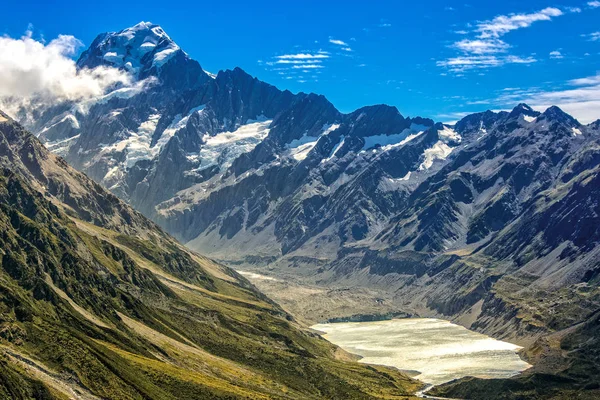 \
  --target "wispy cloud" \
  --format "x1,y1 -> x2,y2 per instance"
582,31 -> 600,41
276,53 -> 329,60
452,38 -> 509,54
263,36 -> 356,82
588,1 -> 600,8
329,39 -> 348,46
475,7 -> 563,39
549,50 -> 563,59
275,59 -> 323,64
437,55 -> 536,71
439,7 -> 569,72
291,64 -> 324,69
